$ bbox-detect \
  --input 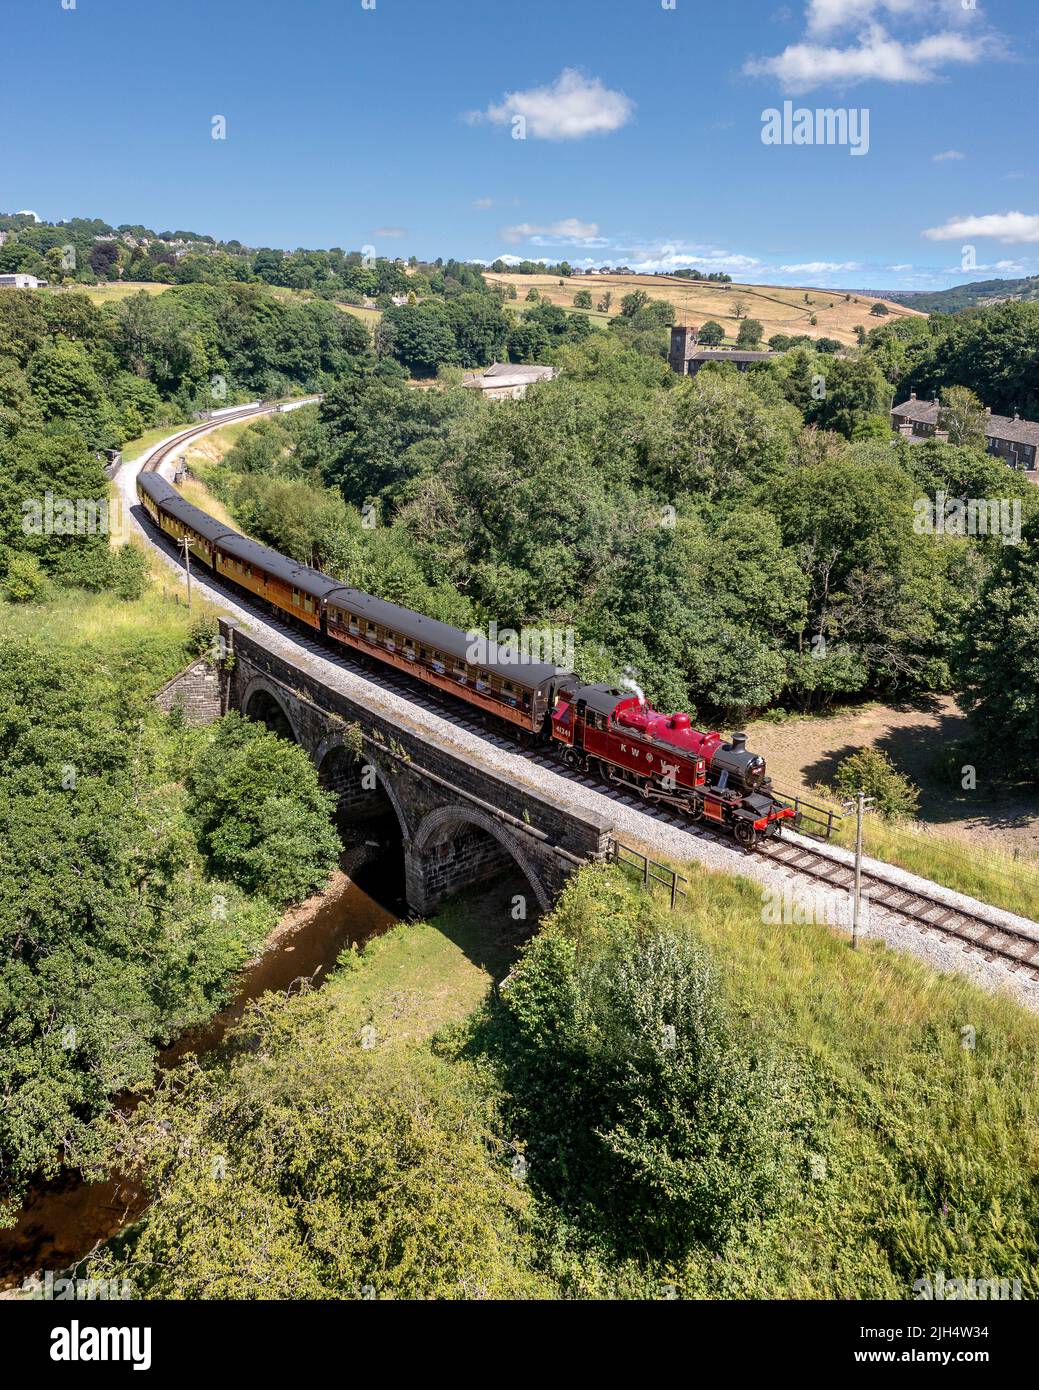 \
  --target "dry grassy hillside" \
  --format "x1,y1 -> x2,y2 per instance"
484,271 -> 923,348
